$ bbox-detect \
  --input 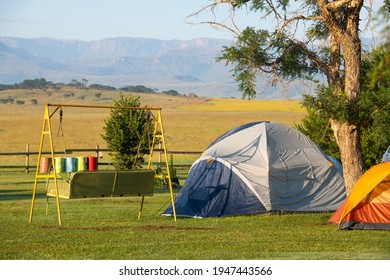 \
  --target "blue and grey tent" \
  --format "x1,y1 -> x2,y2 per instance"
163,121 -> 346,218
